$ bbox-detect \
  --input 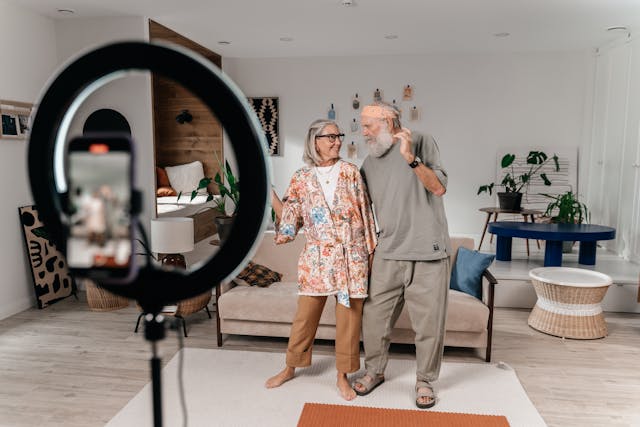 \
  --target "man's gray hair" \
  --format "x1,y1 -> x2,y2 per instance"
302,119 -> 340,166
373,101 -> 402,130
